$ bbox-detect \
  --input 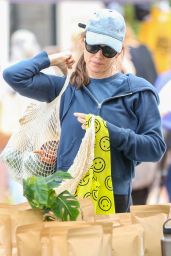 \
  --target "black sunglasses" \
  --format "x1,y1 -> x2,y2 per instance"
85,40 -> 118,58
